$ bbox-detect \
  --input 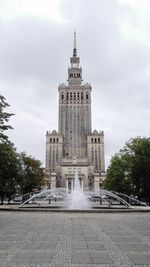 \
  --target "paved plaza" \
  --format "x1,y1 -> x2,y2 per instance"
0,211 -> 150,266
